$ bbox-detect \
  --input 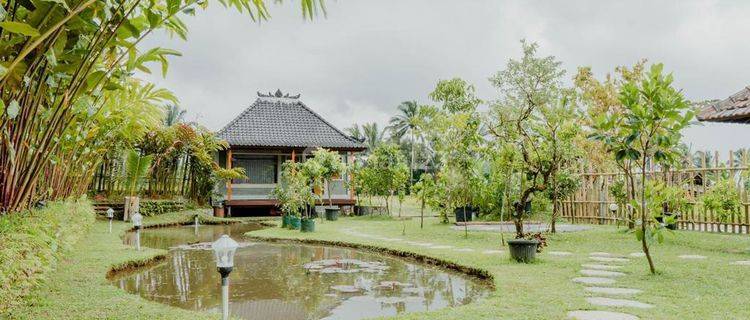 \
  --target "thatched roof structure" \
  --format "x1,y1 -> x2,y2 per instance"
697,86 -> 750,123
